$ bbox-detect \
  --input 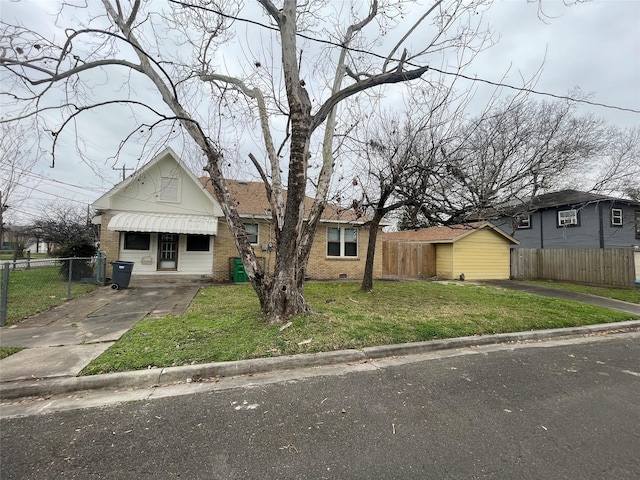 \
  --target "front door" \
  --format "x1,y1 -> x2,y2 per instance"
158,233 -> 178,271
